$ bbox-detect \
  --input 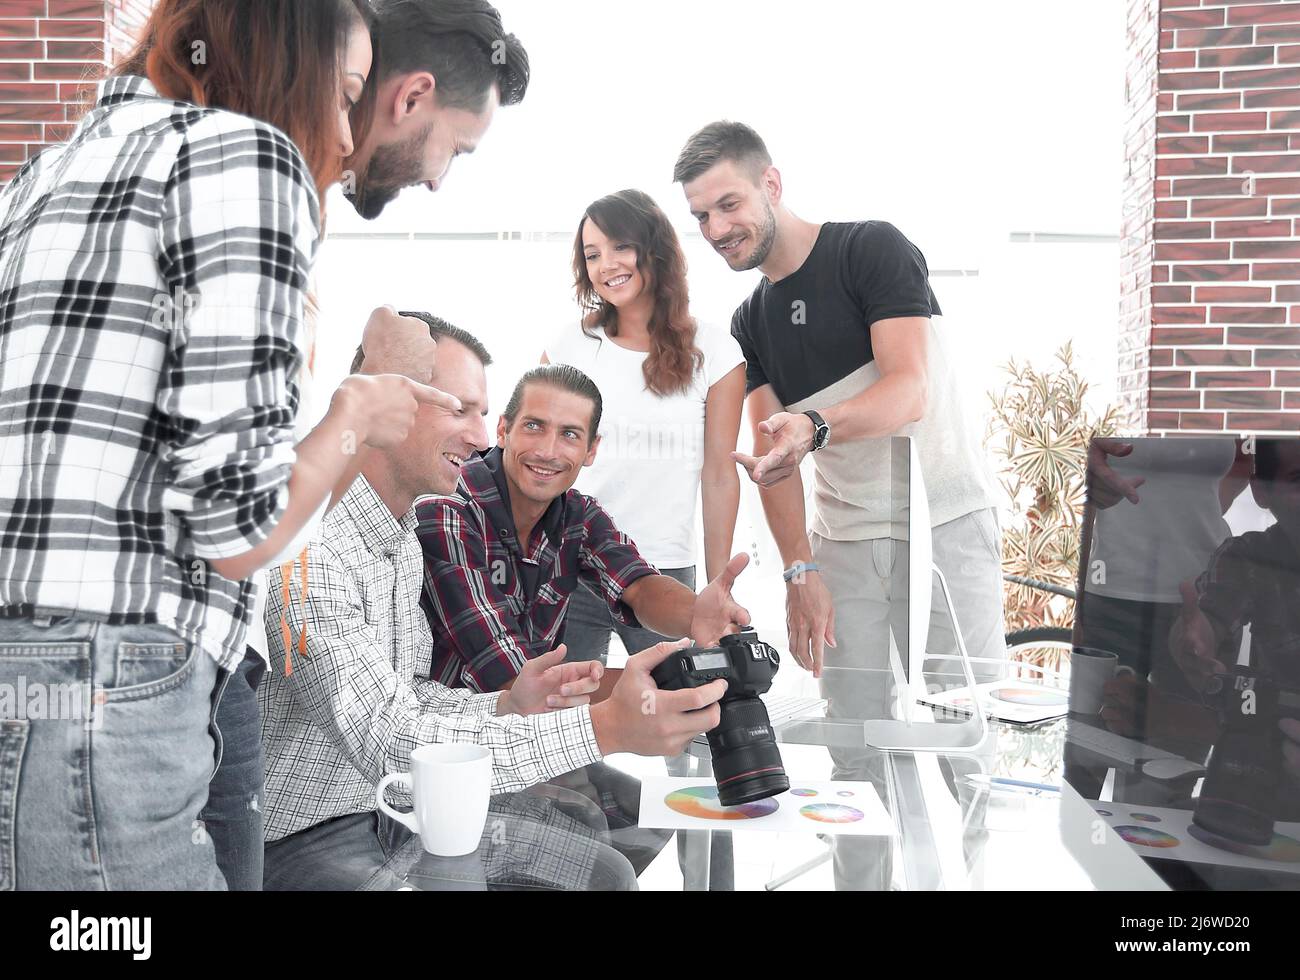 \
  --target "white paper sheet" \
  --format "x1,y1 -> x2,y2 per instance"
1090,802 -> 1300,874
637,777 -> 894,836
918,680 -> 1069,725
